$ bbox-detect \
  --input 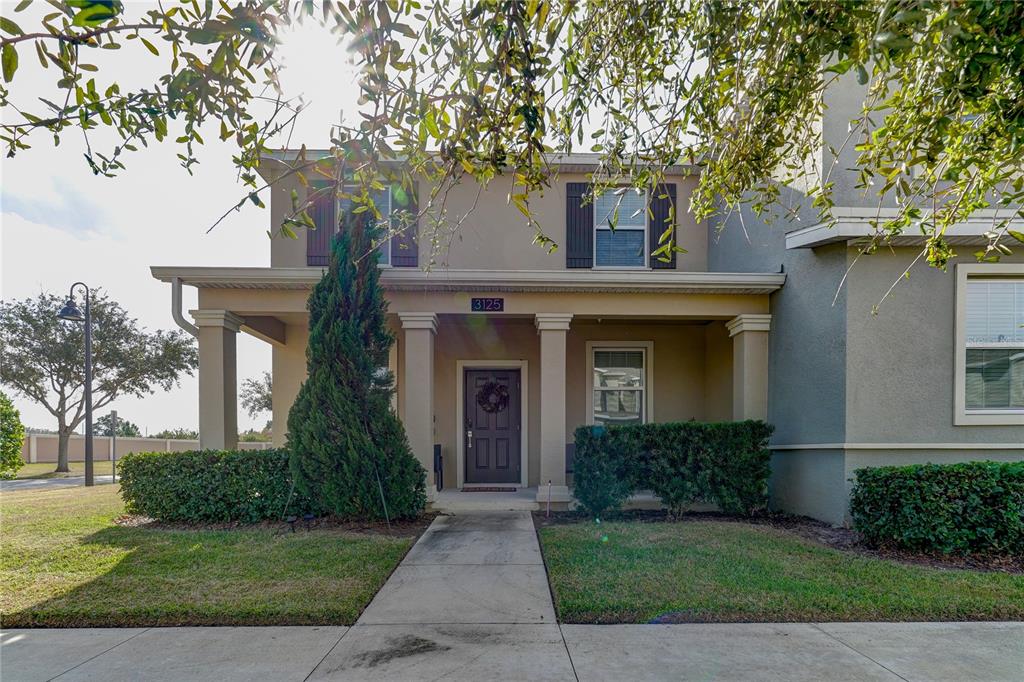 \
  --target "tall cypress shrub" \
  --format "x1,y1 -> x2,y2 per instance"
287,207 -> 426,519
